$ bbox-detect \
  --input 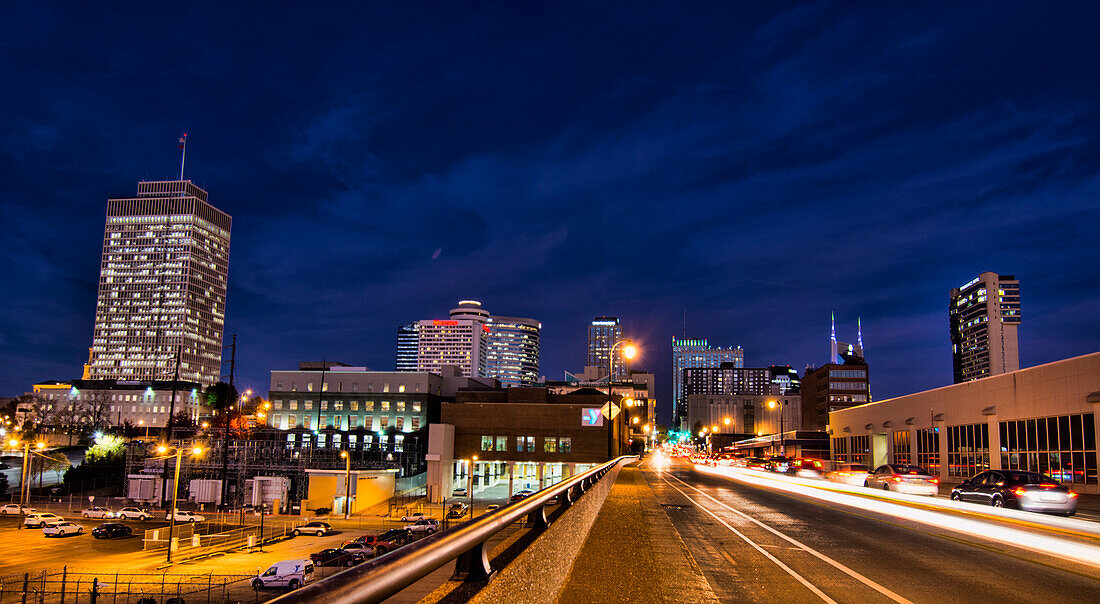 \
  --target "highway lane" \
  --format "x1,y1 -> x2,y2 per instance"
645,458 -> 1100,603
